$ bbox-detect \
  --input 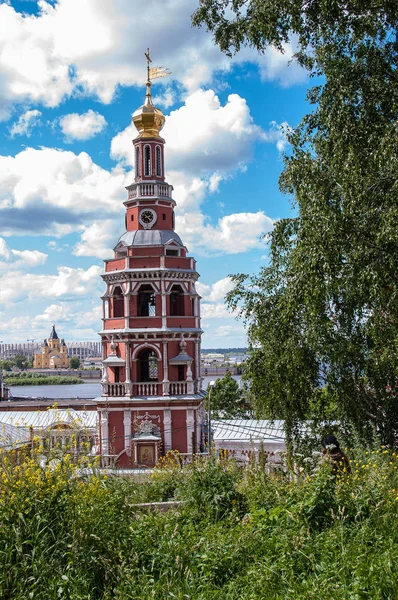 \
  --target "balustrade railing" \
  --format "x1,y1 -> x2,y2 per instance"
158,184 -> 169,197
102,382 -> 126,397
169,382 -> 188,395
135,382 -> 159,396
102,380 -> 196,397
127,183 -> 171,200
141,184 -> 154,196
